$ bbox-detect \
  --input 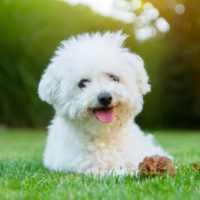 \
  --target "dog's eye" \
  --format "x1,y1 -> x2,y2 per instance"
109,74 -> 120,82
78,79 -> 90,88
